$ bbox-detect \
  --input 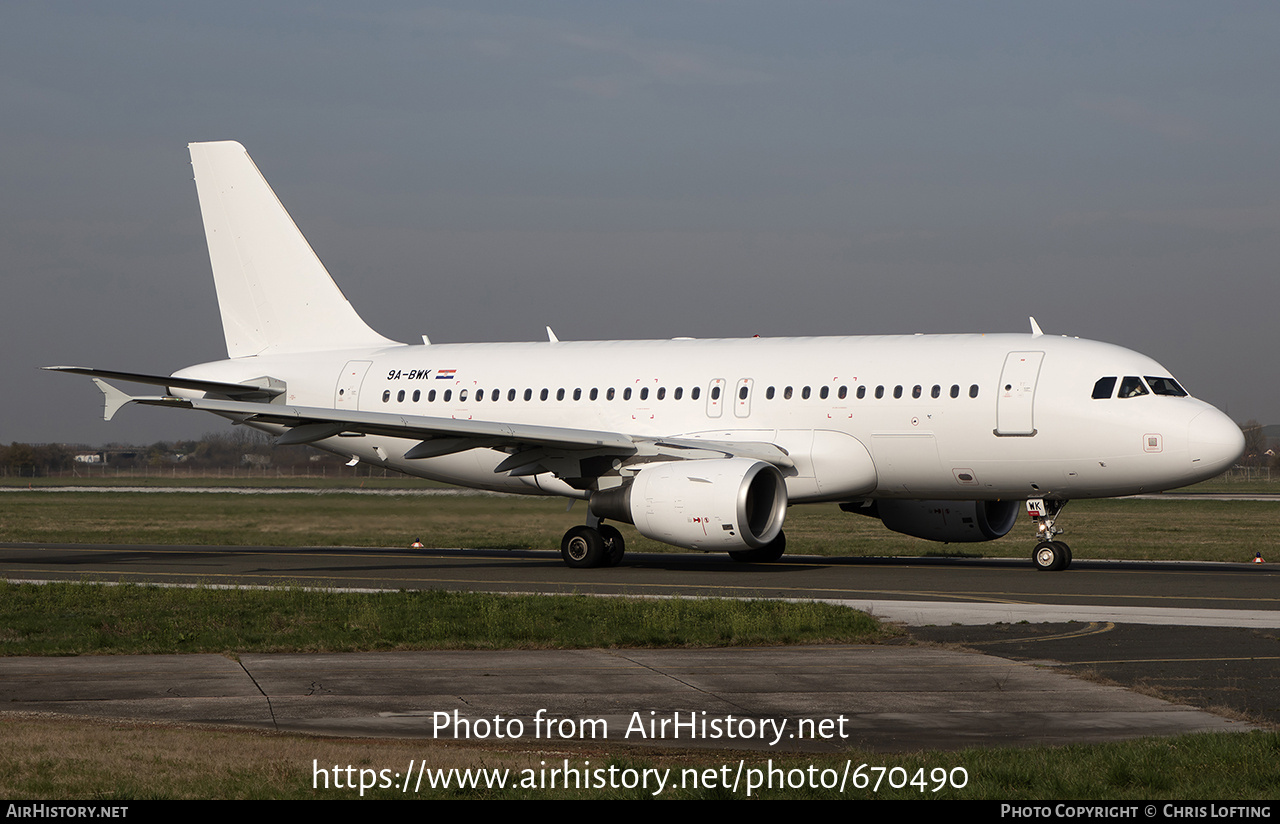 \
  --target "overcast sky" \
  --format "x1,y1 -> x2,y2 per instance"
4,2 -> 1277,445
